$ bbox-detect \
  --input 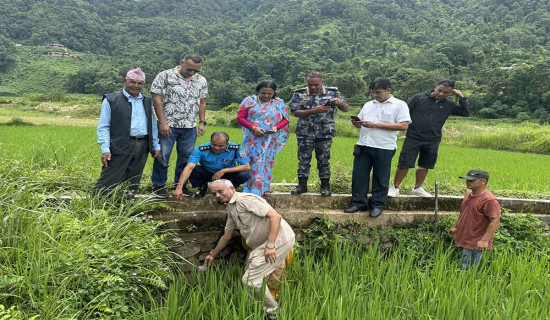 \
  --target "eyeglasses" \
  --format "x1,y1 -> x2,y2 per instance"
186,68 -> 201,73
